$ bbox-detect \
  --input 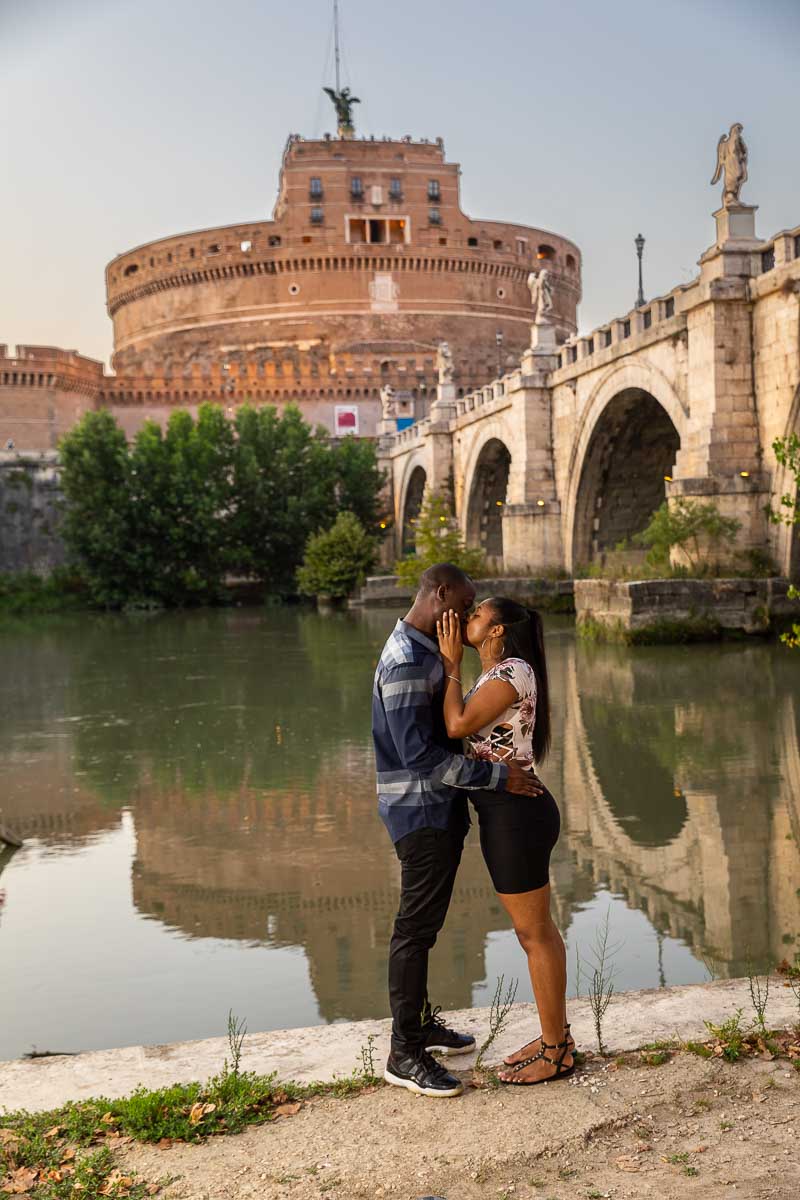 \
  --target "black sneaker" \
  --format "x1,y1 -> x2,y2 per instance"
421,1005 -> 476,1056
384,1049 -> 464,1097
